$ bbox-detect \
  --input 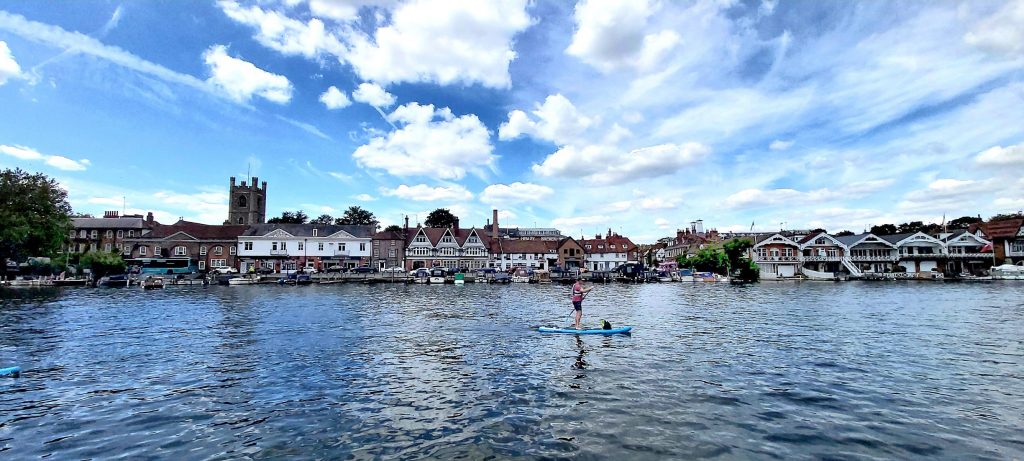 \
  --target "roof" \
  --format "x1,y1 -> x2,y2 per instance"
405,226 -> 488,246
835,233 -> 870,247
72,217 -> 147,229
491,239 -> 555,254
372,230 -> 405,240
980,218 -> 1024,239
579,234 -> 637,254
143,221 -> 248,240
877,232 -> 915,245
753,233 -> 798,246
242,223 -> 375,238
